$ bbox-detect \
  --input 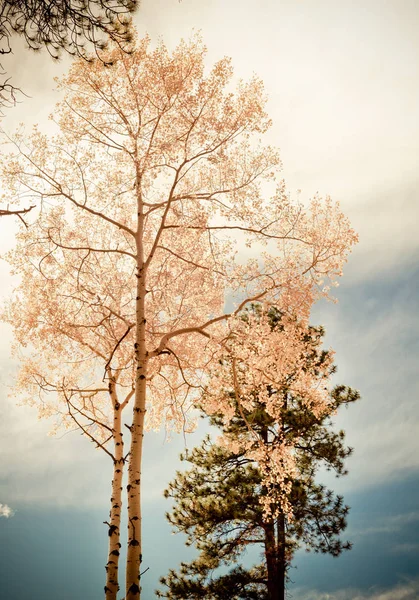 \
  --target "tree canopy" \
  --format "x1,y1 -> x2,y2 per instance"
1,35 -> 358,599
